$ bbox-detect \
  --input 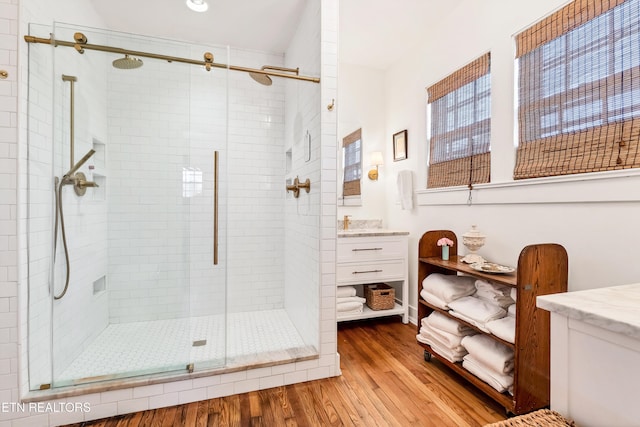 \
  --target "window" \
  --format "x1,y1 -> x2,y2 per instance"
515,0 -> 640,179
342,128 -> 362,197
427,53 -> 491,188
